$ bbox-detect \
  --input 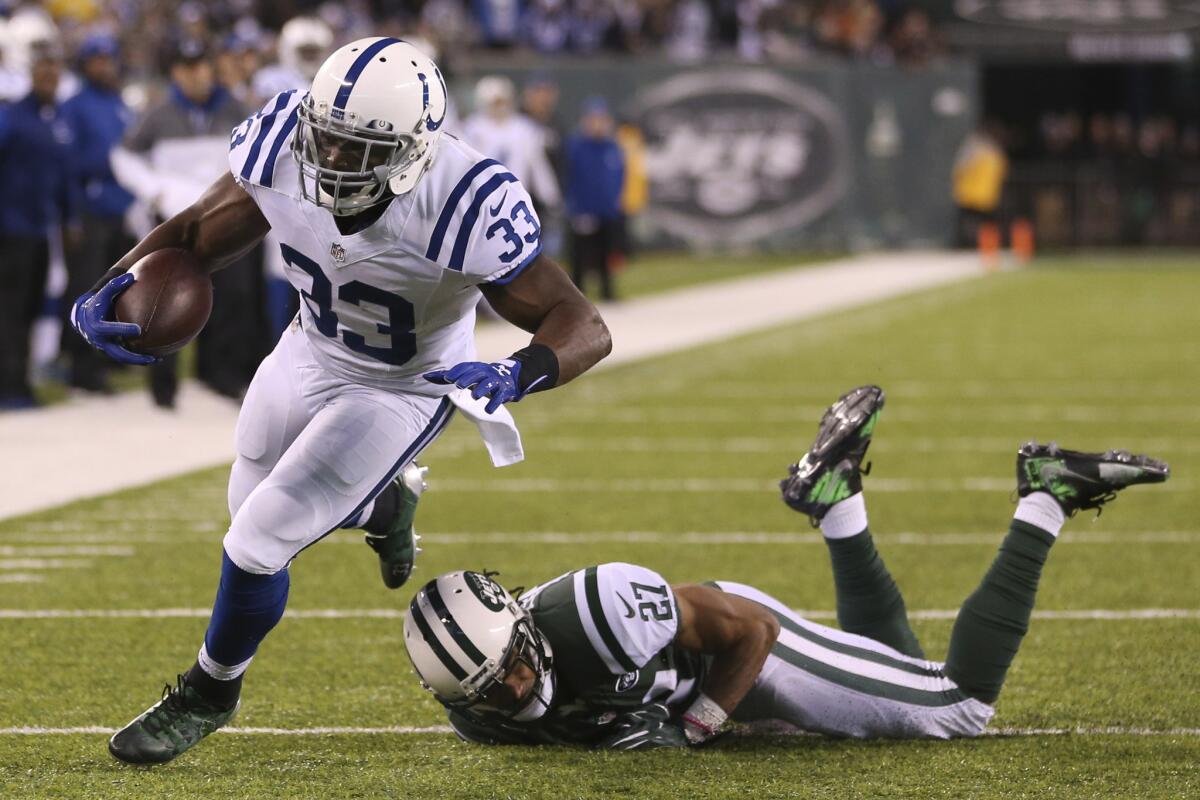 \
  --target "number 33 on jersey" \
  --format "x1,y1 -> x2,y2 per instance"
229,90 -> 543,388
